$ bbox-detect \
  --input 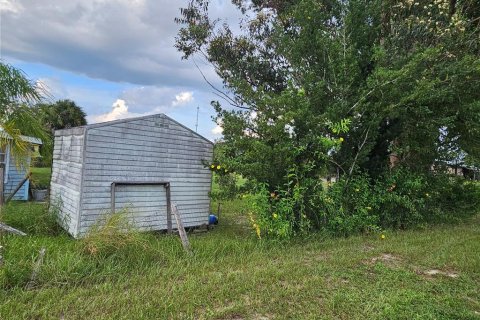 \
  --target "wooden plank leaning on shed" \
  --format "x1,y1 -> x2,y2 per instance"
5,172 -> 31,203
172,203 -> 192,255
0,222 -> 27,236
